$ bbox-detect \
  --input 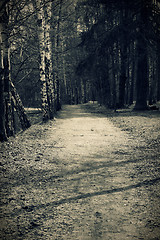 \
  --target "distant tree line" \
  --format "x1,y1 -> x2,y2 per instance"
74,0 -> 160,110
0,0 -> 160,141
